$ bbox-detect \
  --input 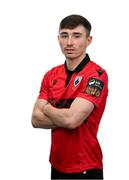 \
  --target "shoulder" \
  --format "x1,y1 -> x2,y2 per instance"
51,64 -> 65,73
43,64 -> 64,77
45,64 -> 64,75
82,61 -> 108,90
42,64 -> 65,83
83,61 -> 108,100
86,60 -> 108,80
